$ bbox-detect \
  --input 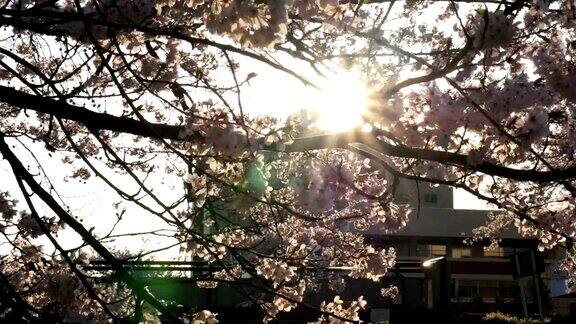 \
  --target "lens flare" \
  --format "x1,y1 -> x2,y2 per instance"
308,70 -> 370,132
